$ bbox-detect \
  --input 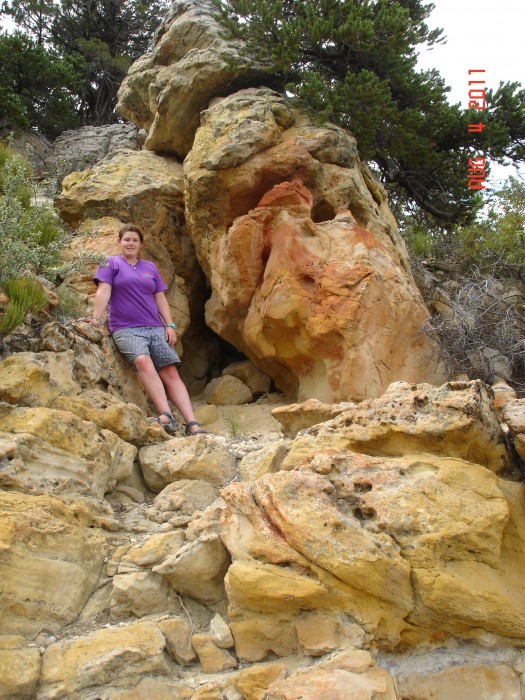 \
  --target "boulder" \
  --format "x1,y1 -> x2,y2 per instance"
271,398 -> 357,438
38,620 -> 171,698
0,351 -> 80,408
0,635 -> 41,700
139,438 -> 236,492
221,442 -> 525,652
153,532 -> 230,603
158,617 -> 197,666
0,405 -> 136,497
48,123 -> 141,176
191,632 -> 237,673
397,664 -> 521,700
266,650 -> 397,700
502,399 -> 525,463
203,375 -> 254,405
0,492 -> 106,637
223,360 -> 272,396
185,99 -> 446,402
282,380 -> 509,474
52,389 -> 161,446
221,471 -> 413,647
117,0 -> 267,157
